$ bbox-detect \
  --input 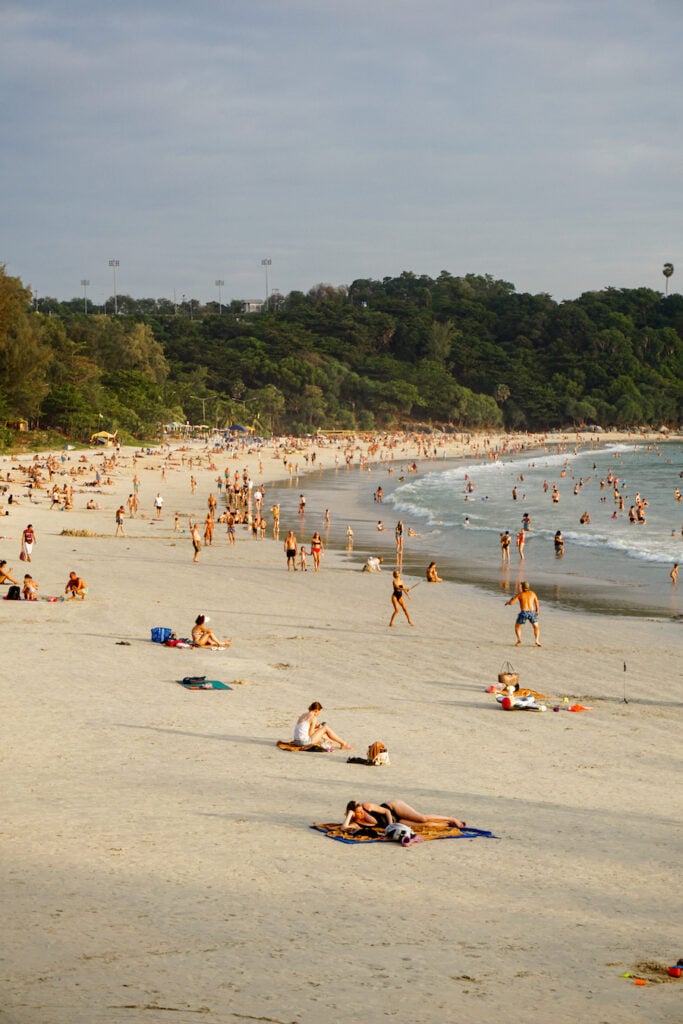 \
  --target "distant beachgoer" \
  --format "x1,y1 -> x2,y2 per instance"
190,520 -> 202,562
293,701 -> 352,750
389,569 -> 413,627
299,545 -> 308,572
154,493 -> 163,518
554,530 -> 564,556
21,524 -> 36,562
579,511 -> 591,525
115,505 -> 126,537
516,530 -> 525,560
22,574 -> 39,600
310,531 -> 323,571
377,521 -> 385,531
191,614 -> 230,648
65,571 -> 88,600
362,556 -> 383,573
505,581 -> 541,647
500,530 -> 511,563
671,563 -> 679,585
426,562 -> 443,583
284,530 -> 298,571
346,525 -> 354,550
342,800 -> 465,832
